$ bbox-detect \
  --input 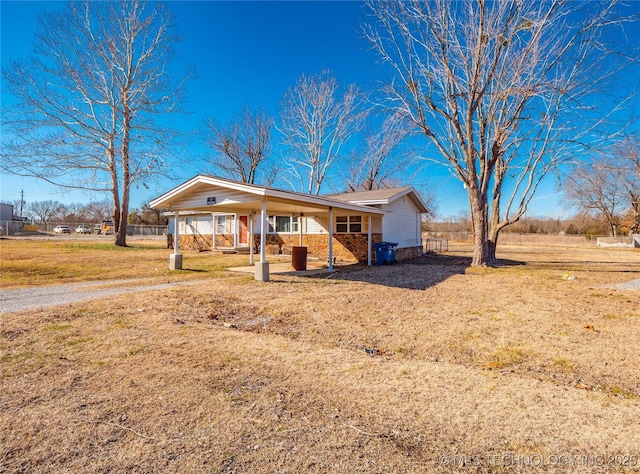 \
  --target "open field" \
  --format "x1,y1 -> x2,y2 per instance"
1,239 -> 639,472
